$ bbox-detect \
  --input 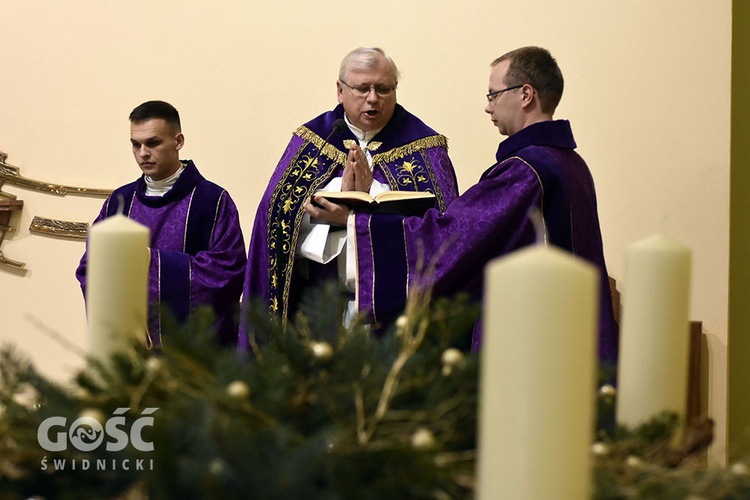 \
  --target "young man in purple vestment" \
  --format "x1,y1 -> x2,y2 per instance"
76,101 -> 247,347
239,47 -> 459,346
304,46 -> 619,365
